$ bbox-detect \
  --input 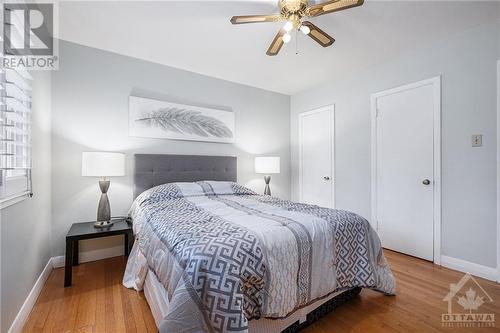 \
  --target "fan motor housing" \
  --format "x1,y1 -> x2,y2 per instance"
279,0 -> 309,19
